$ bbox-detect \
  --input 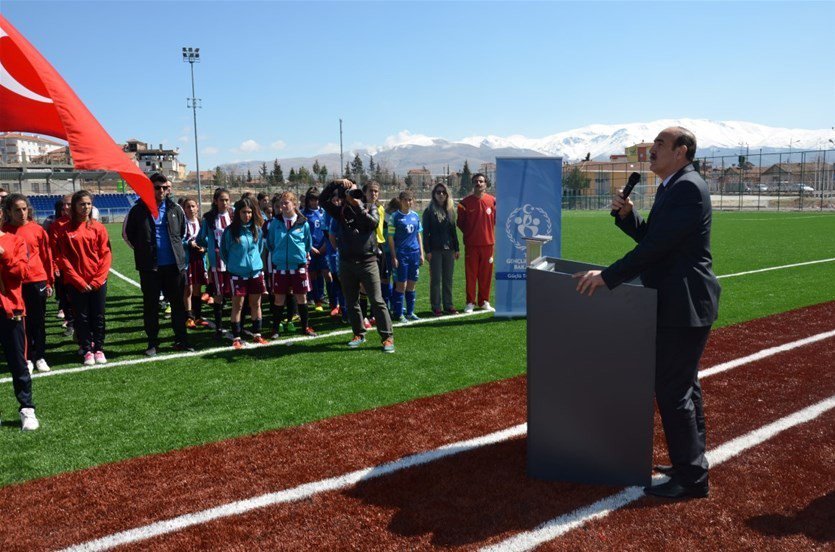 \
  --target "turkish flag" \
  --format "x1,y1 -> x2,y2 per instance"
0,15 -> 157,216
